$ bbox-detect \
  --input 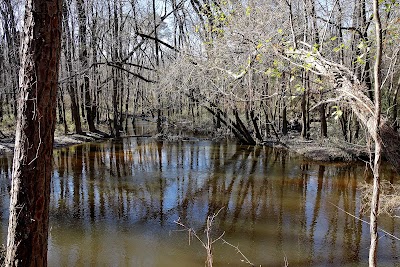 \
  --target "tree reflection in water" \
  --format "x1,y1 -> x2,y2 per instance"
0,138 -> 398,266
